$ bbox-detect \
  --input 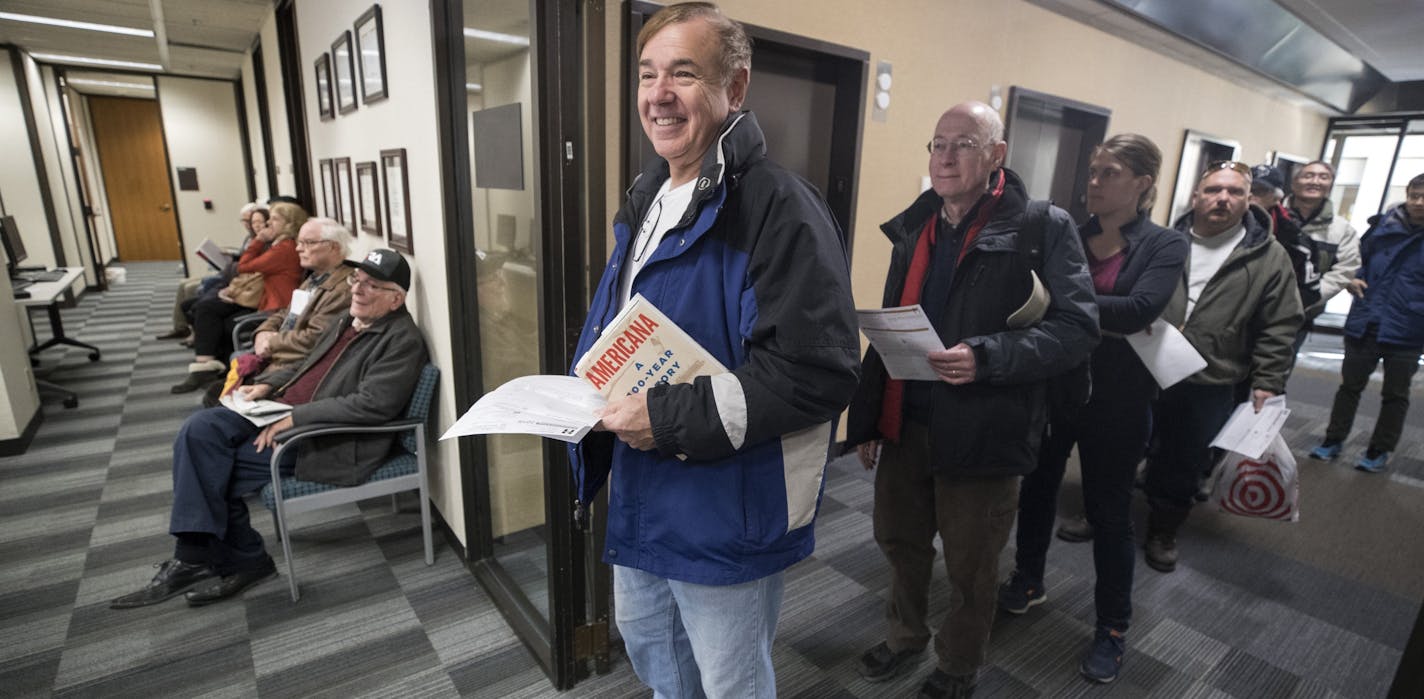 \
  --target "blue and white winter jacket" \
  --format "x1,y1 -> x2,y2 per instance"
567,111 -> 861,585
1344,205 -> 1424,348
